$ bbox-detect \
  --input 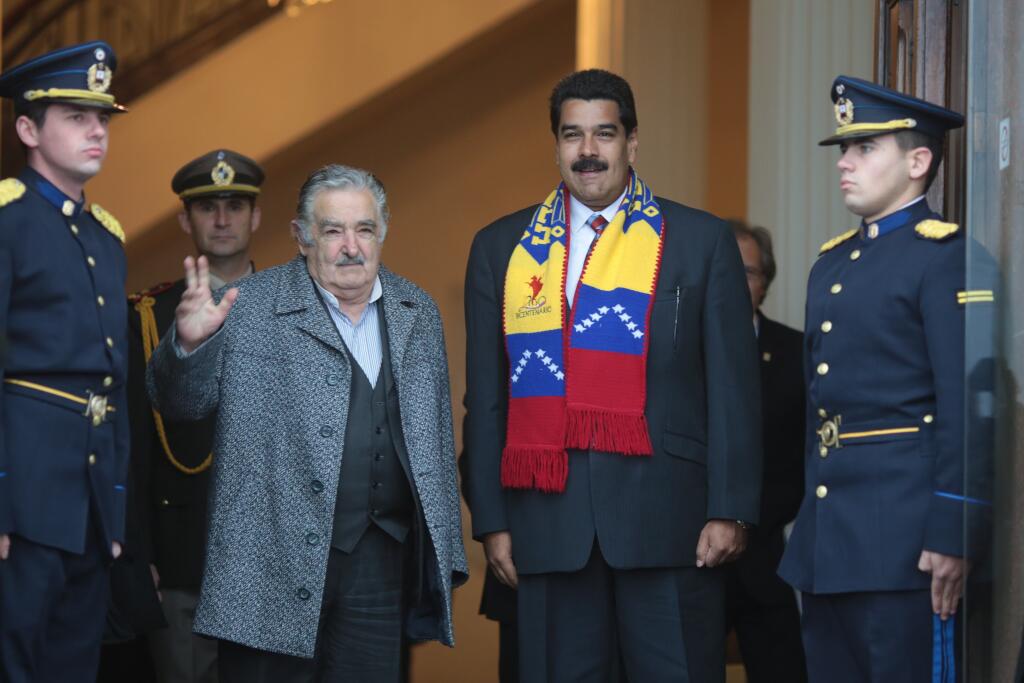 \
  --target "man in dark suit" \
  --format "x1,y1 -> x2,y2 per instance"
0,41 -> 130,681
463,69 -> 762,682
127,149 -> 264,683
724,222 -> 807,682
